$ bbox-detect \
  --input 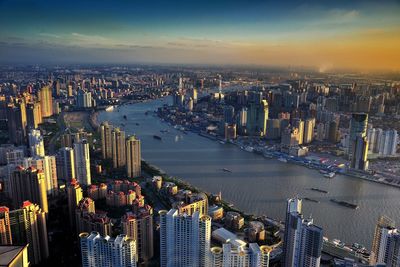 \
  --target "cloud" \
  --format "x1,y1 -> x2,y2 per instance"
71,32 -> 108,43
39,32 -> 61,38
